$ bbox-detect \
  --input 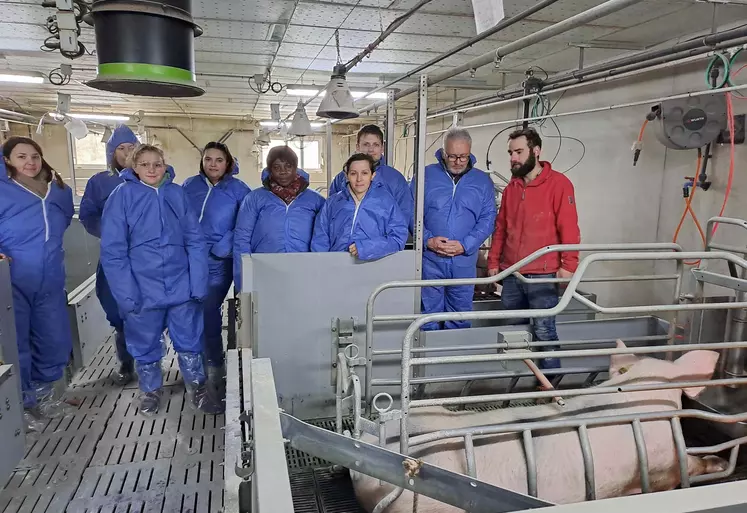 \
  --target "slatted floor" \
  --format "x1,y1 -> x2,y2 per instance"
0,335 -> 225,513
